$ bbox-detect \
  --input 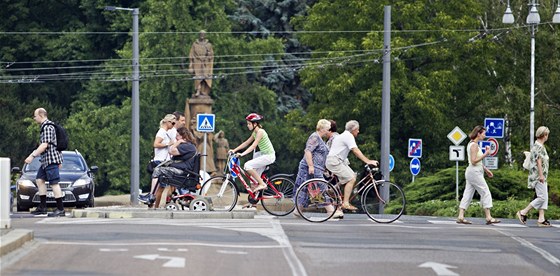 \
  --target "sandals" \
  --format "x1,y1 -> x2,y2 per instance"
456,218 -> 472,224
486,218 -> 501,225
516,211 -> 527,225
341,204 -> 358,211
537,220 -> 552,227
